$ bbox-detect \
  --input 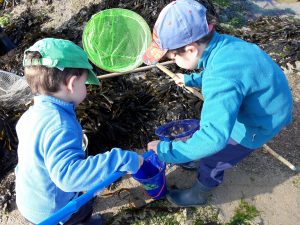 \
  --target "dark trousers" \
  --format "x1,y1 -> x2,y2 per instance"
62,197 -> 94,225
26,195 -> 94,225
198,138 -> 255,188
0,27 -> 16,56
